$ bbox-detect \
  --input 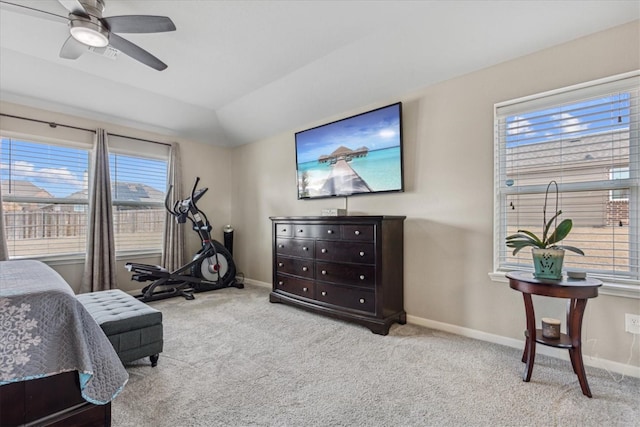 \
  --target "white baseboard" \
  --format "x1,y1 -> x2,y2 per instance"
407,314 -> 640,379
242,277 -> 272,288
